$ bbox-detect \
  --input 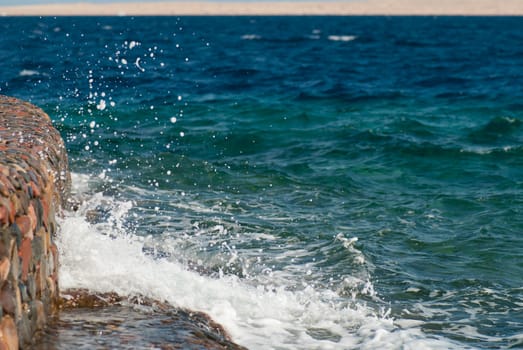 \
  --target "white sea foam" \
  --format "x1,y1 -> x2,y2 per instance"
57,173 -> 460,349
460,145 -> 517,155
241,34 -> 262,40
328,35 -> 357,42
19,69 -> 40,77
